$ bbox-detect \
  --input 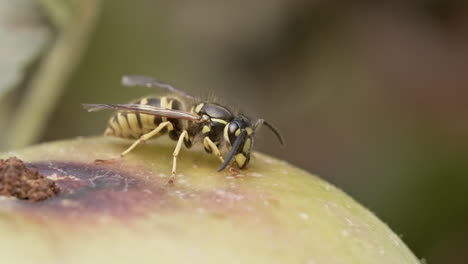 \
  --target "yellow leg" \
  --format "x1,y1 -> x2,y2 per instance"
168,130 -> 189,184
203,137 -> 225,163
120,121 -> 173,157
